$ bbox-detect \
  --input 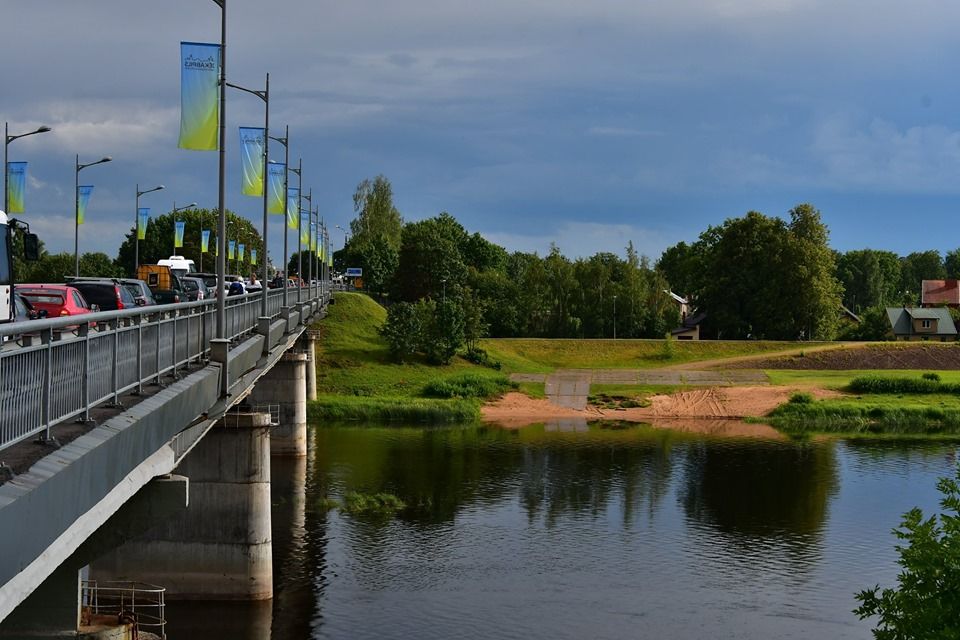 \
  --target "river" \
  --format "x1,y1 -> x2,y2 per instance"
166,422 -> 957,639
